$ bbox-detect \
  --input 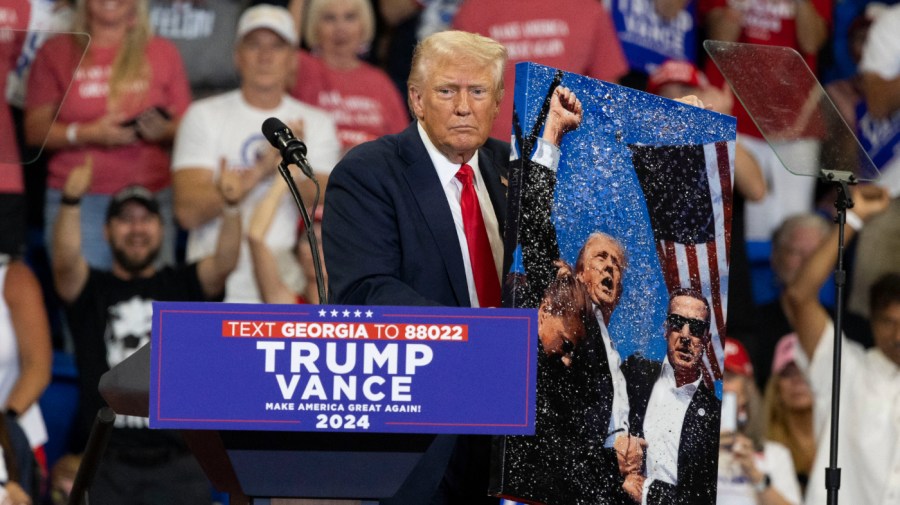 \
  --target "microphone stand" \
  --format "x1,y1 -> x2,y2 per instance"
821,169 -> 855,505
277,160 -> 327,304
